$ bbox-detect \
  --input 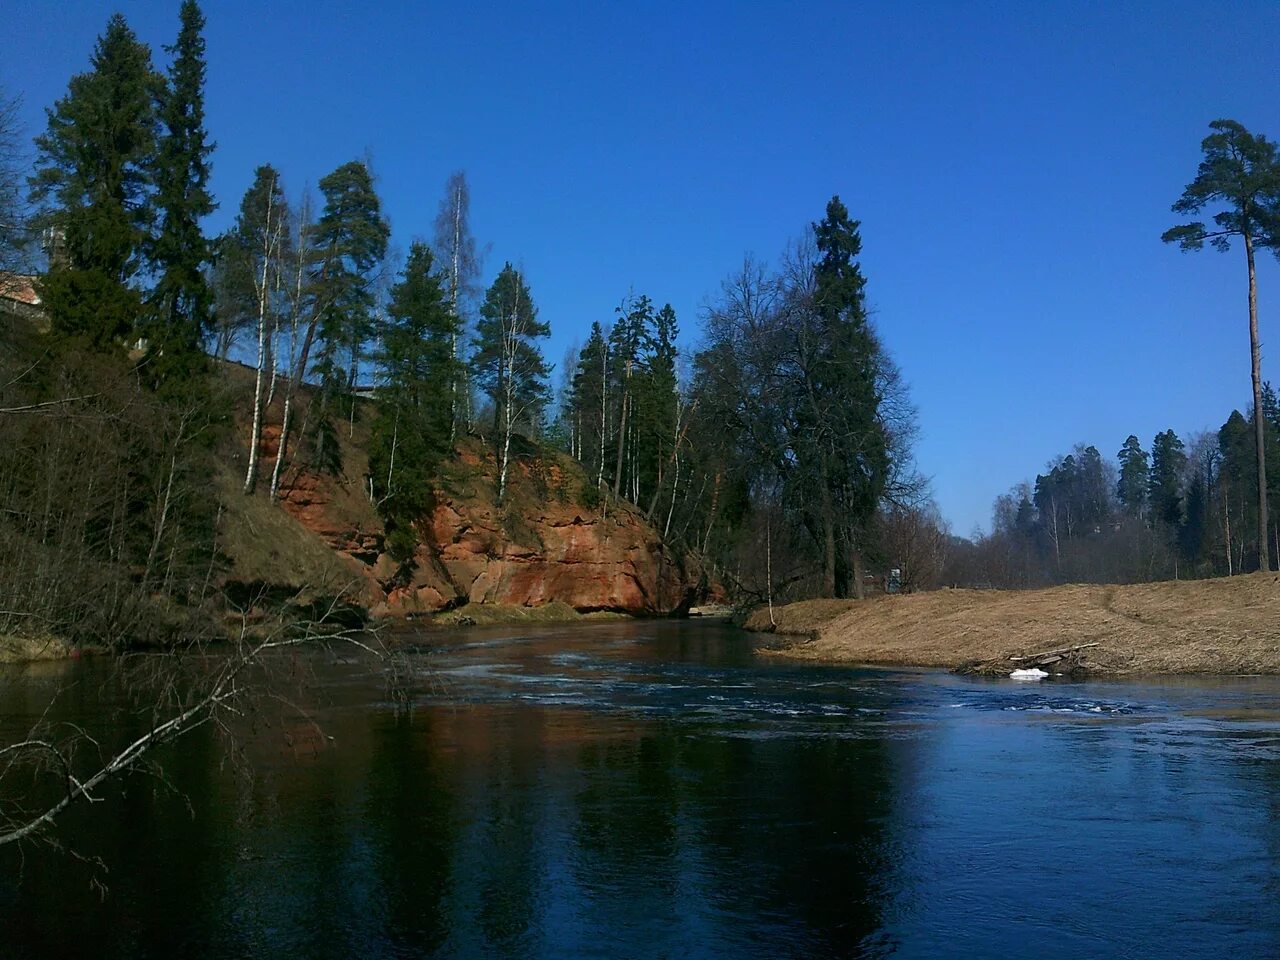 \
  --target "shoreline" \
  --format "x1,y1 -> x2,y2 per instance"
744,572 -> 1280,677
